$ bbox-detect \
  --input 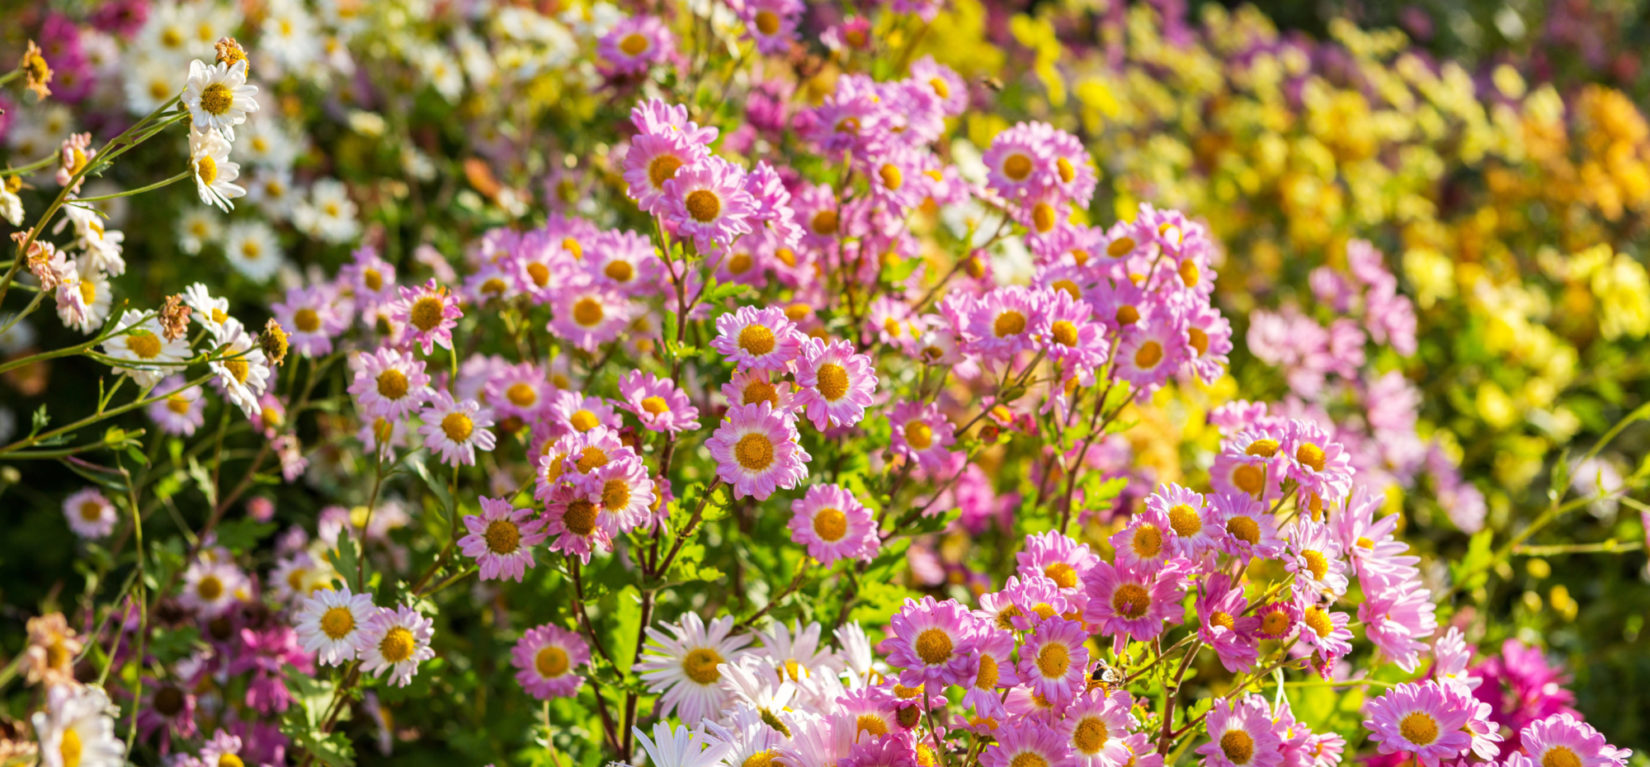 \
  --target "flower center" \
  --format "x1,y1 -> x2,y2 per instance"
78,280 -> 96,304
682,647 -> 723,684
1073,717 -> 1108,753
1057,157 -> 1076,184
1399,712 -> 1439,746
641,396 -> 669,415
1051,320 -> 1079,347
572,297 -> 604,327
811,209 -> 839,235
1132,523 -> 1163,559
225,359 -> 250,385
1303,606 -> 1333,638
1233,464 -> 1265,496
1260,609 -> 1290,636
604,260 -> 634,282
79,500 -> 104,522
294,308 -> 321,333
857,714 -> 889,738
1031,202 -> 1056,233
1112,583 -> 1150,618
1542,747 -> 1582,767
200,82 -> 233,115
1220,730 -> 1255,765
1168,504 -> 1202,537
815,363 -> 849,401
569,410 -> 599,432
975,653 -> 999,689
197,154 -> 218,185
1035,642 -> 1070,678
993,310 -> 1027,338
1209,611 -> 1235,631
363,269 -> 383,291
755,10 -> 780,35
618,33 -> 649,56
737,324 -> 776,355
220,754 -> 244,767
1010,753 -> 1047,767
1296,442 -> 1326,472
647,155 -> 682,189
904,420 -> 933,450
914,627 -> 953,665
879,163 -> 903,191
321,606 -> 355,639
1226,516 -> 1261,545
524,261 -> 551,287
155,684 -> 186,716
535,645 -> 569,677
1043,562 -> 1078,589
564,500 -> 598,536
735,433 -> 775,471
409,296 -> 444,332
379,626 -> 415,663
484,519 -> 520,554
575,447 -> 609,473
1134,341 -> 1164,368
742,379 -> 779,406
744,750 -> 779,767
1188,326 -> 1209,355
128,331 -> 163,360
602,479 -> 631,510
197,575 -> 224,601
812,507 -> 848,542
376,369 -> 409,399
684,189 -> 721,222
441,412 -> 473,442
1302,550 -> 1329,581
1002,153 -> 1033,181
